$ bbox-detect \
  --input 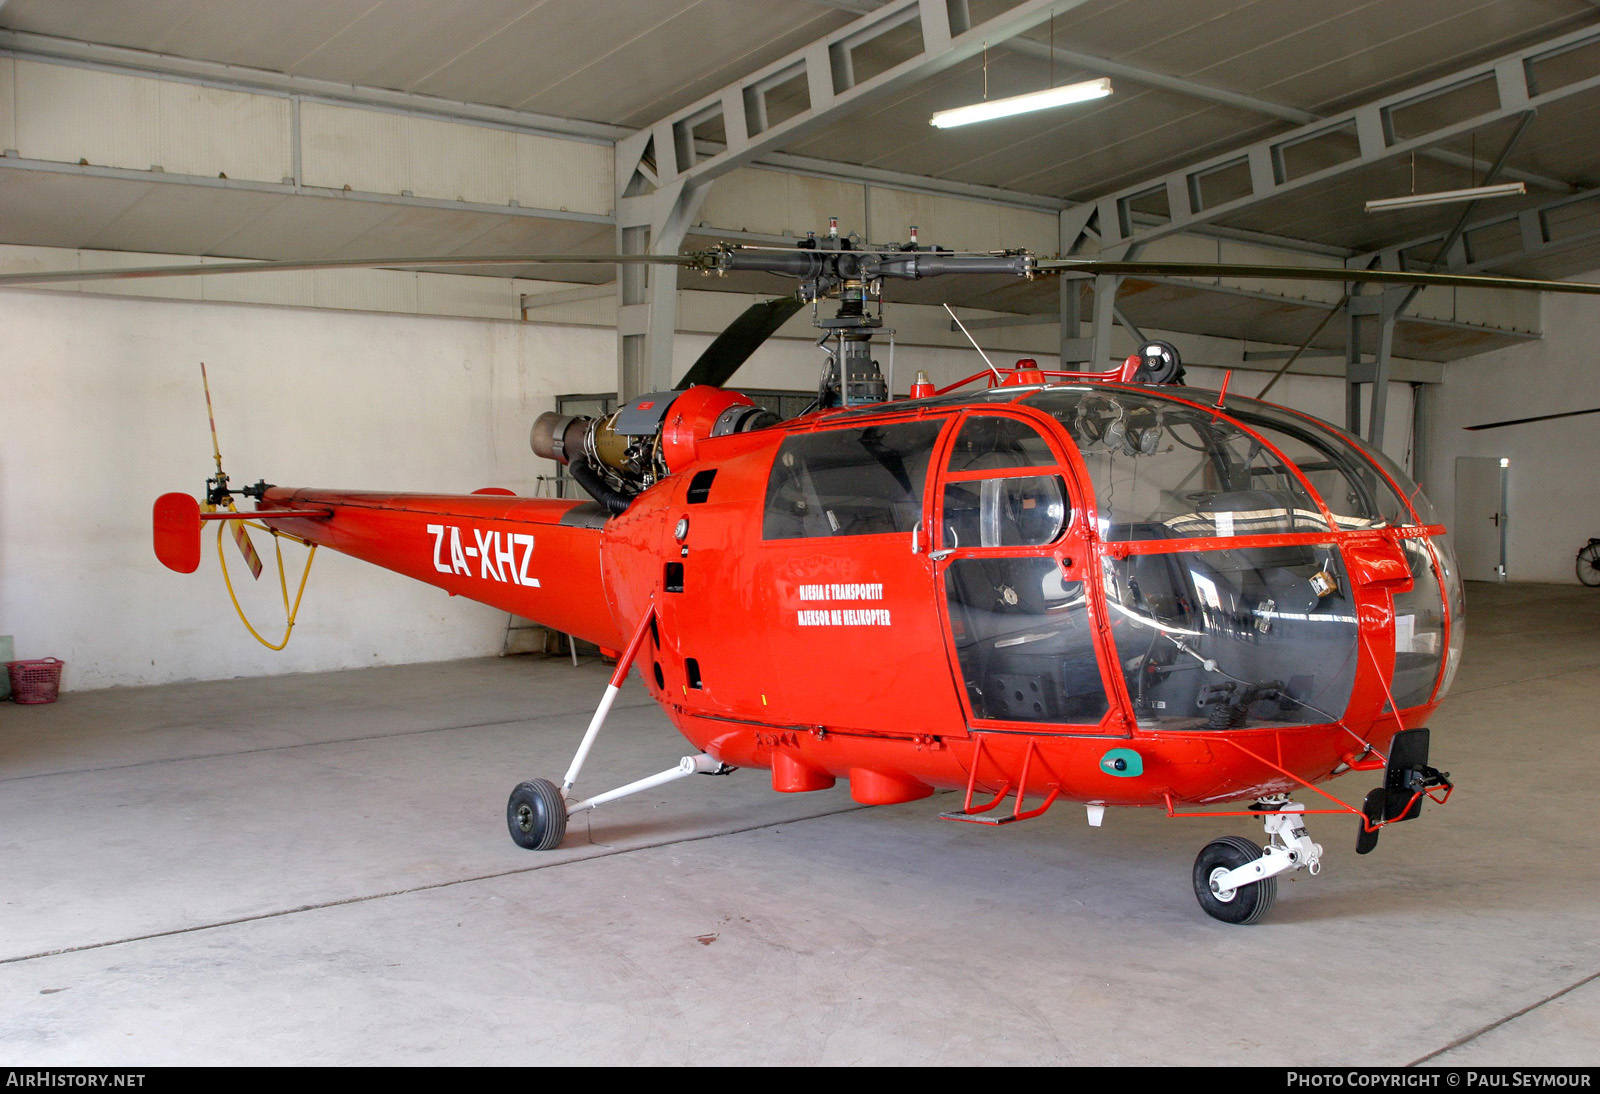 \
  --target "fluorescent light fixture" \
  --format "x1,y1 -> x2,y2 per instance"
1364,181 -> 1525,213
930,77 -> 1112,128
